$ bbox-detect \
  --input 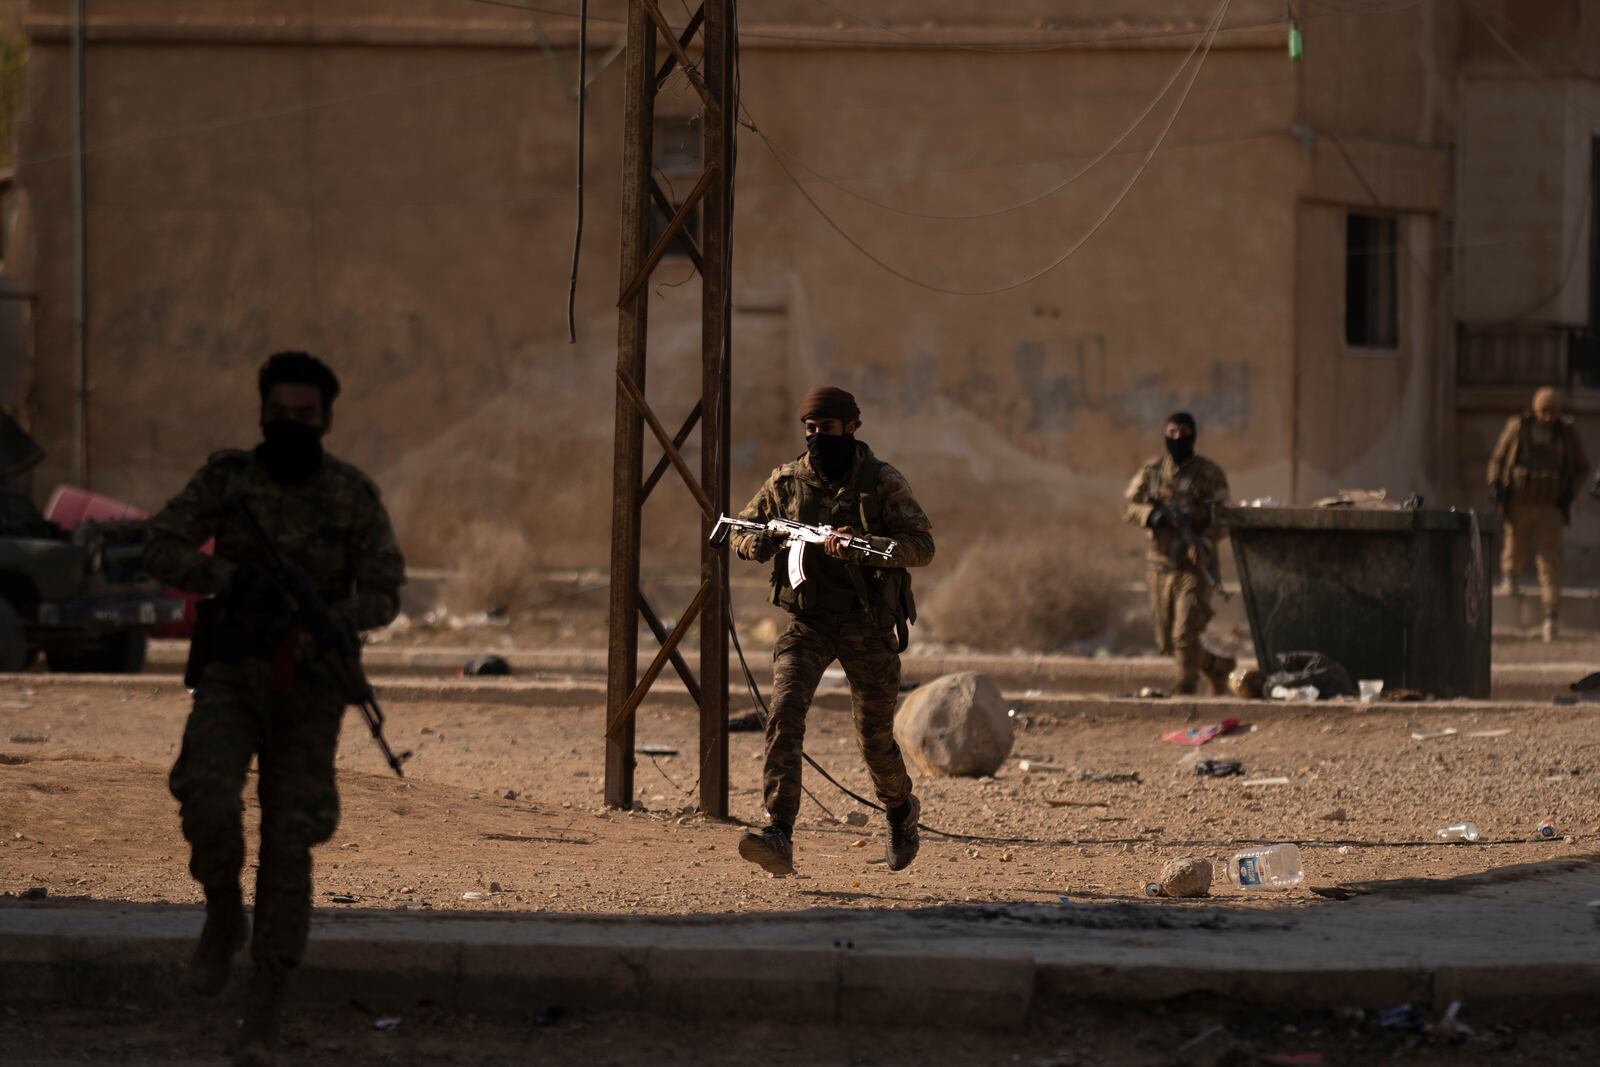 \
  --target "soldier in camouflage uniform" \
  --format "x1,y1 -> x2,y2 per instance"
145,352 -> 405,1067
1122,412 -> 1236,695
731,386 -> 934,877
1487,386 -> 1590,642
